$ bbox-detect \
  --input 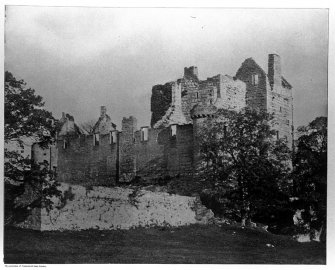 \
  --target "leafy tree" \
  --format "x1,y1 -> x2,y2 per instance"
292,116 -> 327,239
4,71 -> 61,224
197,109 -> 292,227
